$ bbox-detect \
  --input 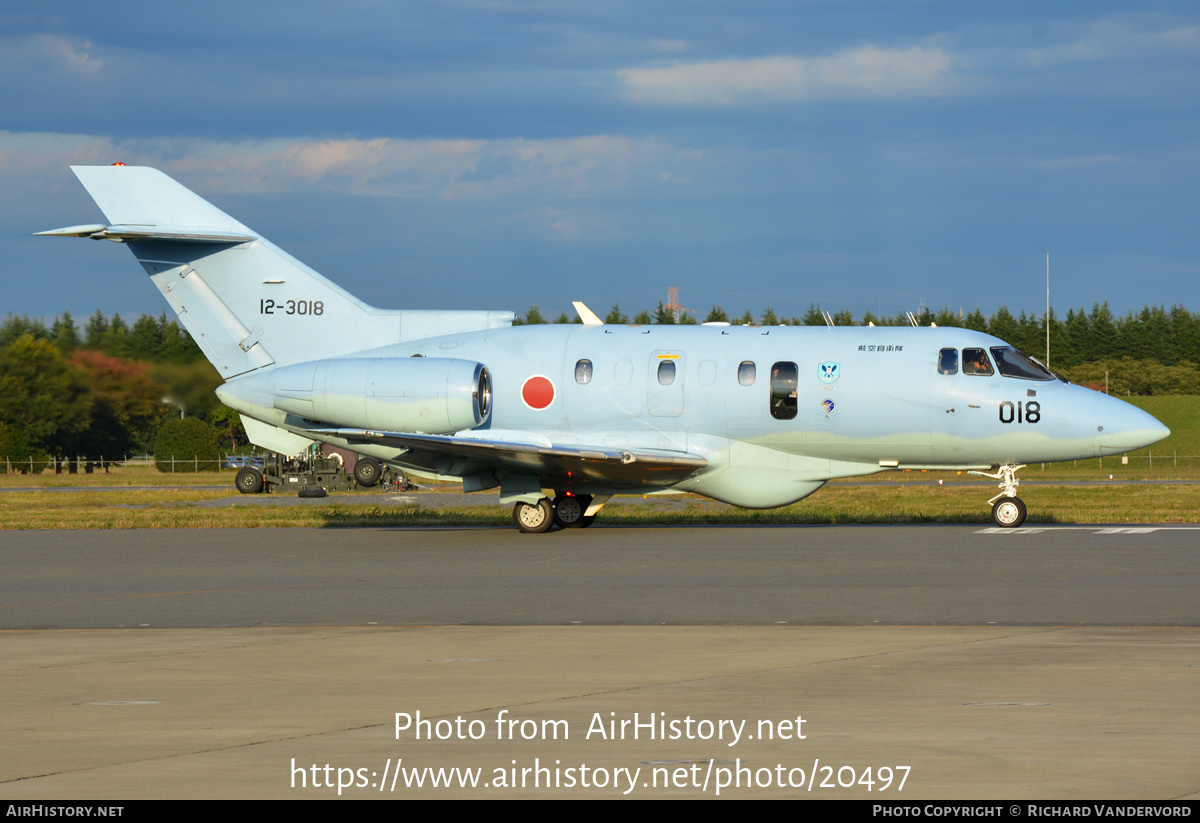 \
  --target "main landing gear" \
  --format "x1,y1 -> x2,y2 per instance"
970,464 -> 1028,528
513,498 -> 554,533
512,492 -> 597,533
